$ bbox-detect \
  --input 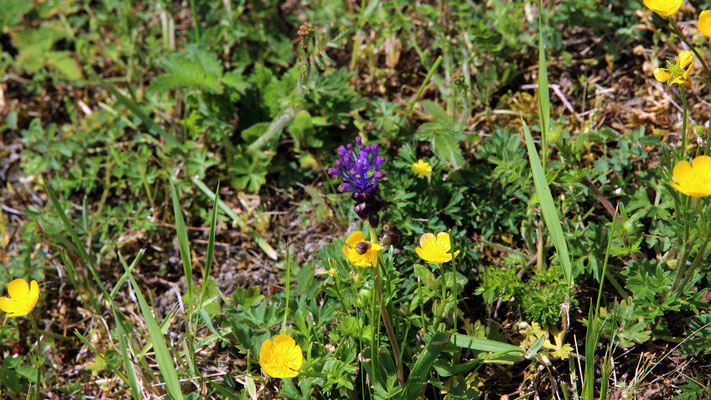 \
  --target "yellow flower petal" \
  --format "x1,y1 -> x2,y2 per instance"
671,156 -> 711,197
7,279 -> 29,299
342,231 -> 383,267
411,159 -> 432,178
653,68 -> 669,82
699,10 -> 711,39
260,335 -> 303,379
643,0 -> 682,18
679,51 -> 694,69
415,232 -> 459,264
0,279 -> 39,318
